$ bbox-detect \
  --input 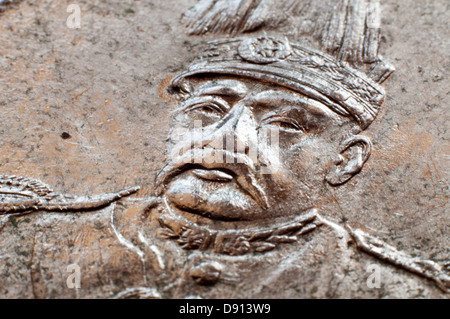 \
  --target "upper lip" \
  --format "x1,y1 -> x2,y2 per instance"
155,148 -> 268,209
191,168 -> 234,182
